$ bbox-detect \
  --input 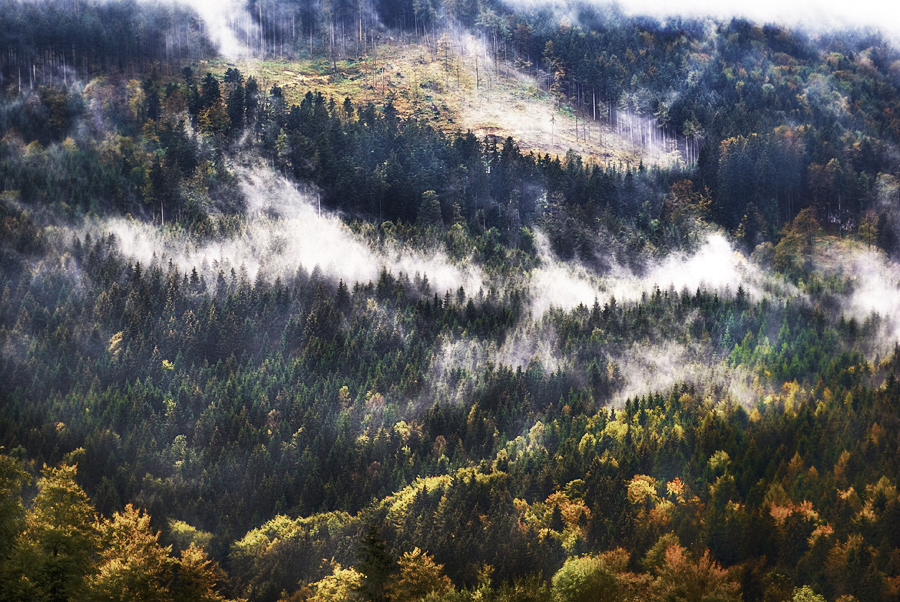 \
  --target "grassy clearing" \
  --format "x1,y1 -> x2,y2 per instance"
203,37 -> 679,167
